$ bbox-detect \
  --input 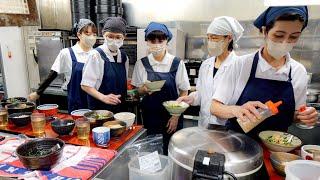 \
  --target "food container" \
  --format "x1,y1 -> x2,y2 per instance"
103,120 -> 126,137
163,101 -> 189,116
285,160 -> 320,180
71,109 -> 92,120
270,152 -> 301,176
6,102 -> 35,114
1,97 -> 27,107
51,119 -> 75,136
145,80 -> 166,92
84,110 -> 114,129
8,112 -> 32,127
127,89 -> 139,101
128,154 -> 170,180
259,131 -> 302,152
114,112 -> 135,127
37,104 -> 59,117
16,138 -> 64,170
168,127 -> 263,180
301,145 -> 320,160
